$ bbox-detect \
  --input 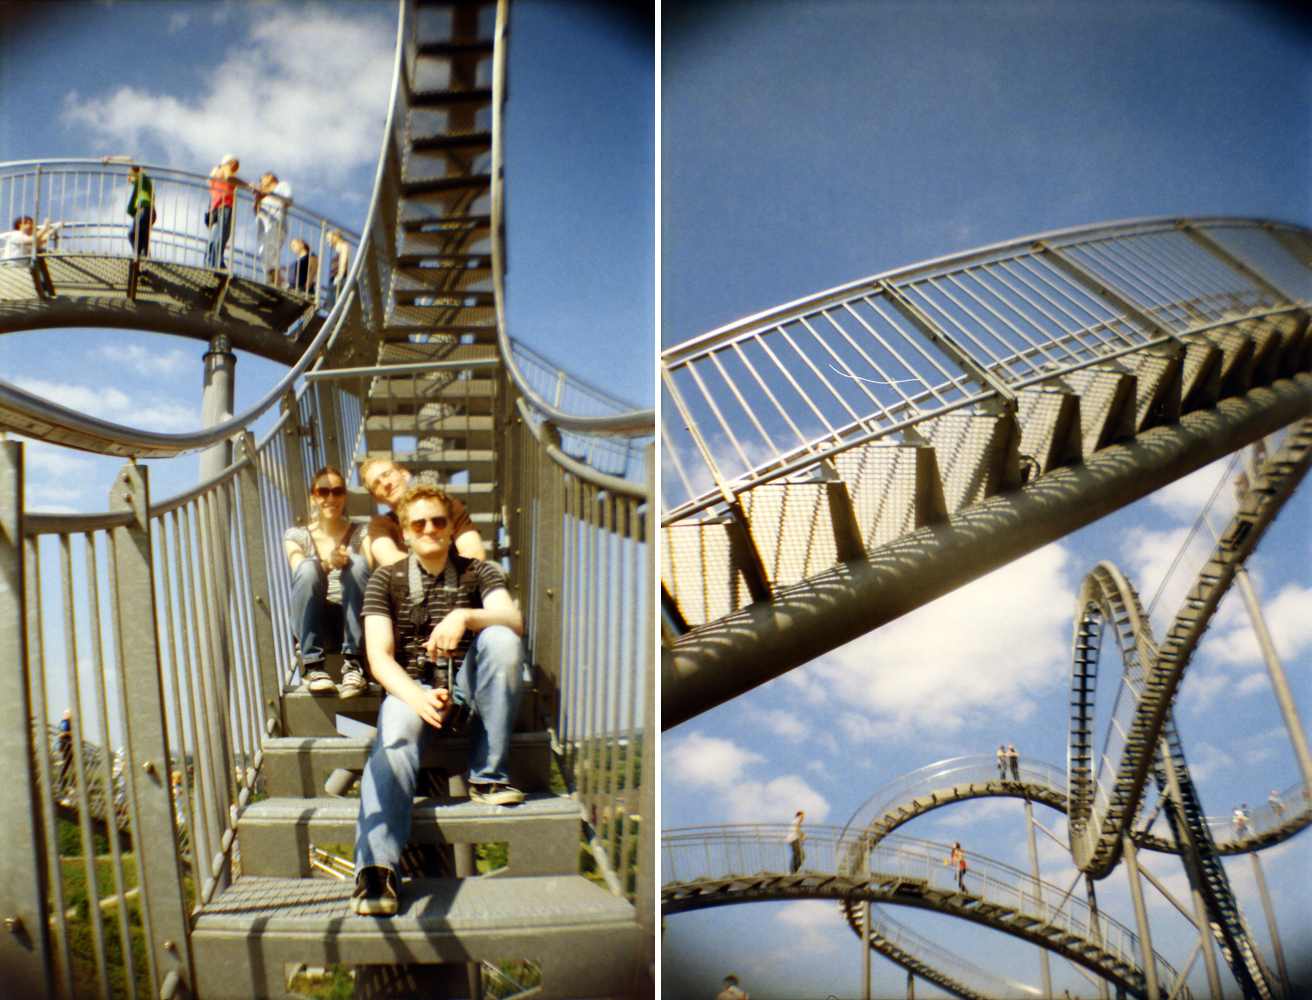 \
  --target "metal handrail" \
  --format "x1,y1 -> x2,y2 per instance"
660,217 -> 1312,520
486,2 -> 653,441
662,824 -> 1188,995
